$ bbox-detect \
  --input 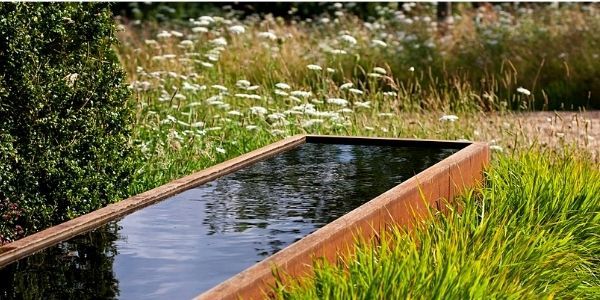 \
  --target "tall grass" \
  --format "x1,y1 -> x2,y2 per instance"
113,3 -> 599,195
274,150 -> 600,299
